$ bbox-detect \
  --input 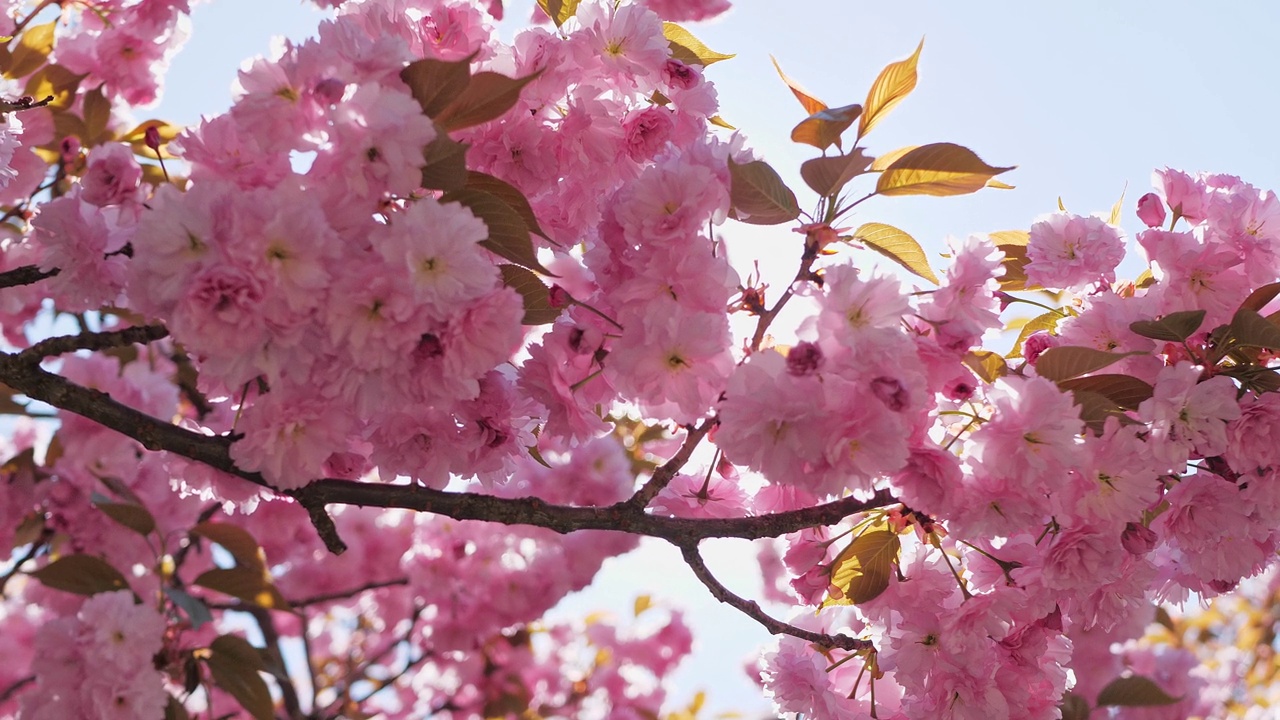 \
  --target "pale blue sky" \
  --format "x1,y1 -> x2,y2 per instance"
153,1 -> 1280,716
